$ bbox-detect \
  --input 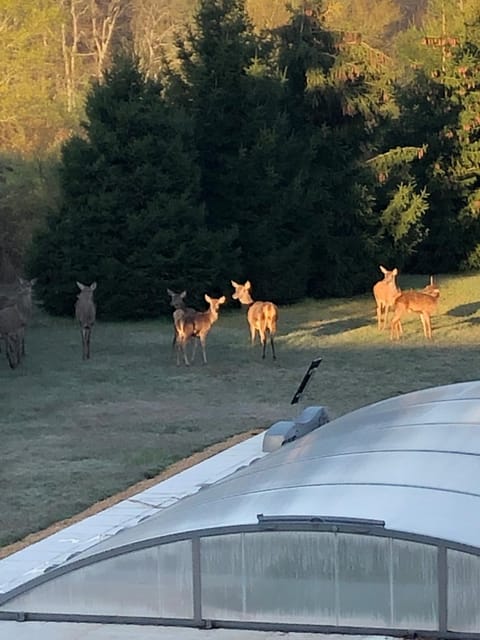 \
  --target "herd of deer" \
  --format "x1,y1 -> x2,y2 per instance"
0,267 -> 440,370
167,280 -> 278,366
